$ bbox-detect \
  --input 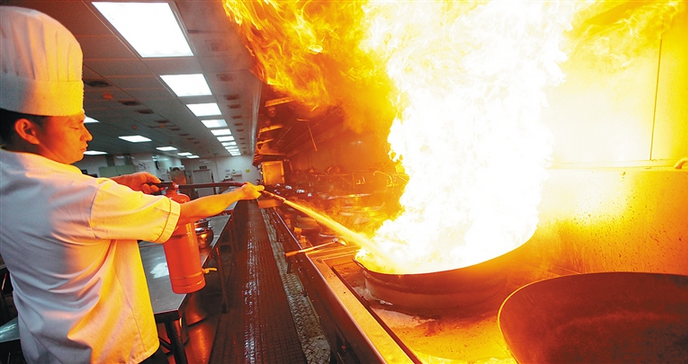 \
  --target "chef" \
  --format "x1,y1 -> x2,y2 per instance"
0,6 -> 263,363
